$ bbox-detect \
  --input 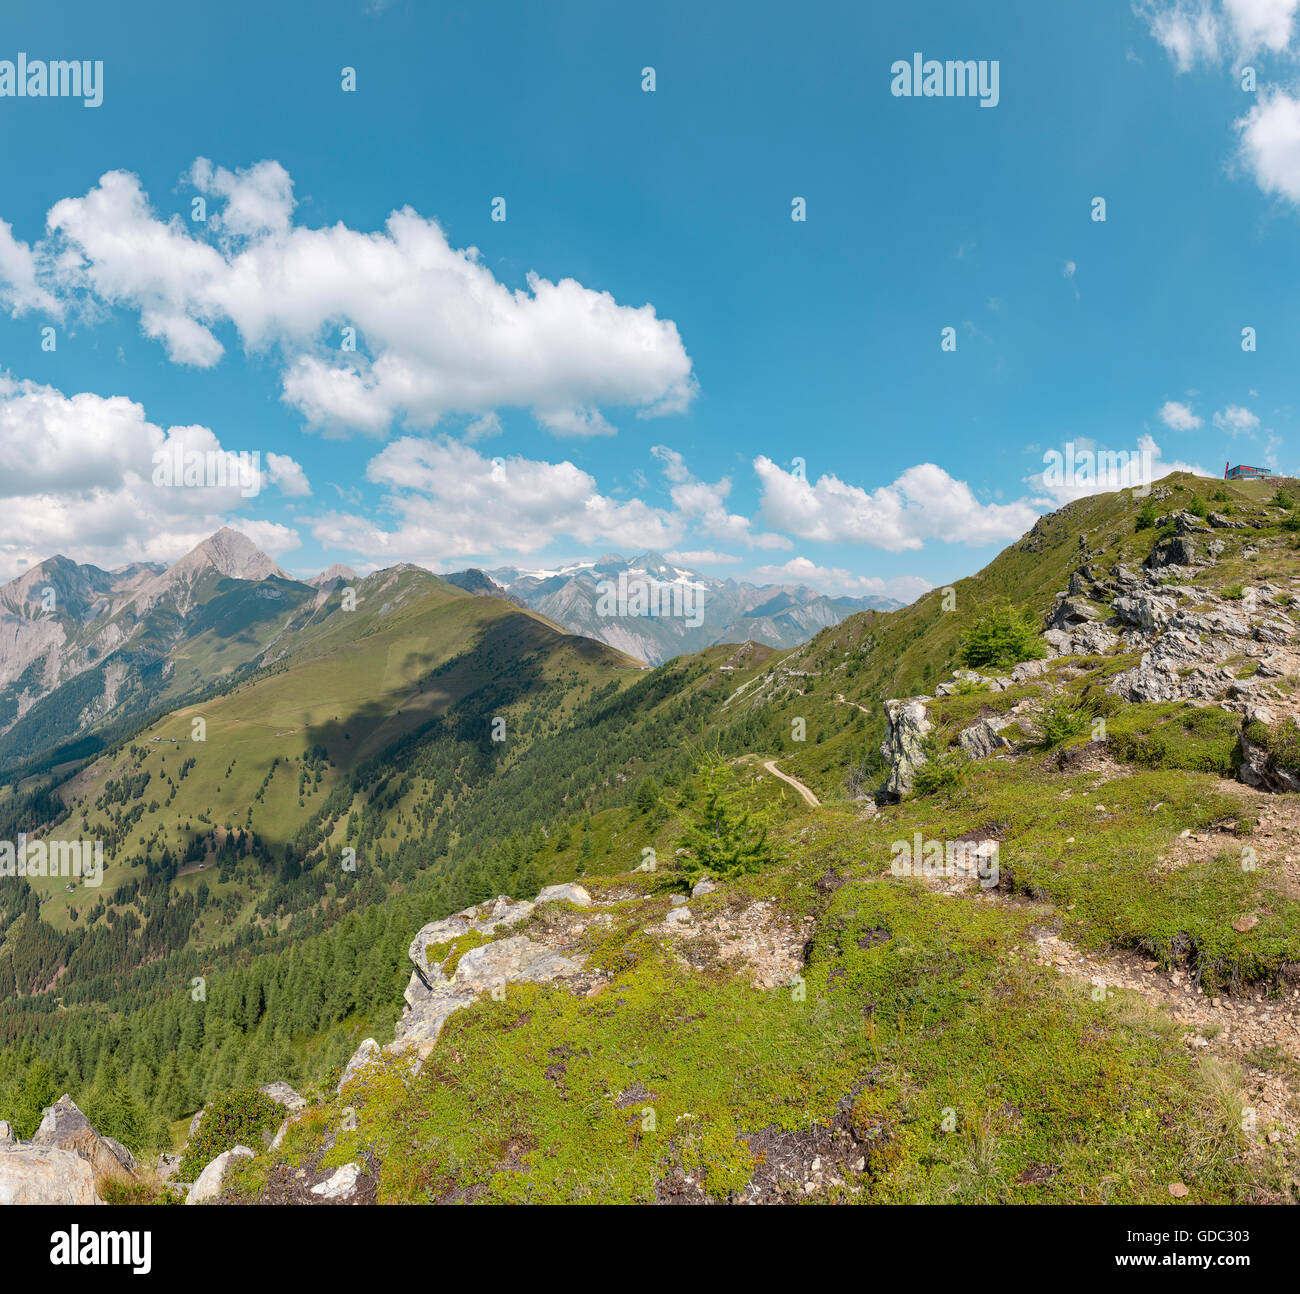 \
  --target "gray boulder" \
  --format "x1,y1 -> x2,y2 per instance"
32,1095 -> 135,1183
185,1145 -> 254,1205
0,1119 -> 14,1144
880,697 -> 932,799
1113,593 -> 1175,635
1049,596 -> 1100,631
534,883 -> 592,908
0,1144 -> 103,1205
1147,535 -> 1200,568
957,718 -> 1014,760
310,1162 -> 362,1199
1010,658 -> 1052,682
258,1081 -> 307,1113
